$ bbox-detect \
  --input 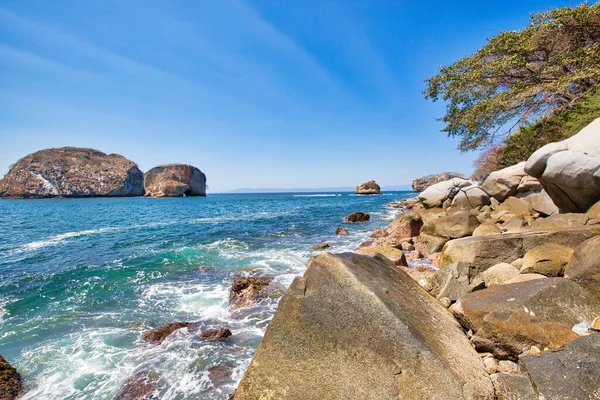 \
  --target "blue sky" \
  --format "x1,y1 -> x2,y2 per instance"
0,0 -> 585,192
